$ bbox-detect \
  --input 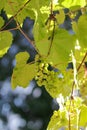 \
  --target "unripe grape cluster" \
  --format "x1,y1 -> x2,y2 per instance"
35,55 -> 72,98
35,62 -> 57,86
35,56 -> 61,97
